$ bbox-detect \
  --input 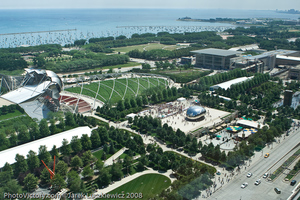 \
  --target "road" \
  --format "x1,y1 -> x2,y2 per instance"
209,127 -> 300,200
